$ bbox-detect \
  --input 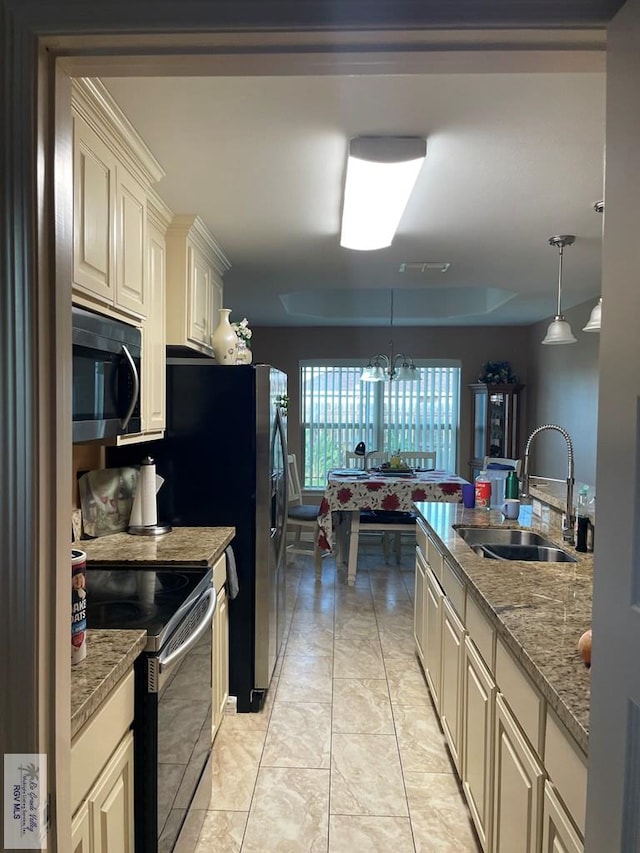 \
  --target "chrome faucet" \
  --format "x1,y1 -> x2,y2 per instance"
520,424 -> 575,543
